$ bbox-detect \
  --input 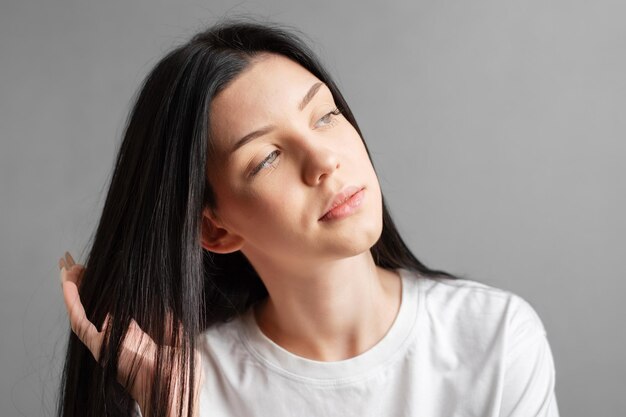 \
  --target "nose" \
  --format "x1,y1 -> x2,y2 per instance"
301,139 -> 341,186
